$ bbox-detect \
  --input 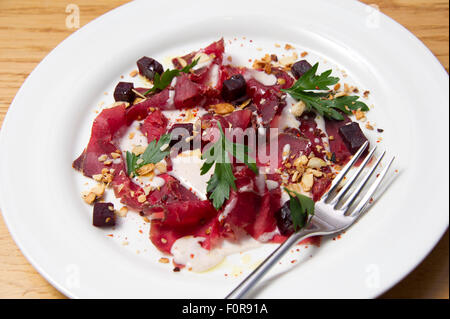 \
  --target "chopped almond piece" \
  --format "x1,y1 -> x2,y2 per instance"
155,162 -> 167,174
132,145 -> 146,156
211,103 -> 235,115
82,192 -> 96,205
137,194 -> 147,203
116,206 -> 128,217
97,154 -> 108,162
136,163 -> 155,176
159,257 -> 170,264
129,70 -> 138,77
300,173 -> 314,192
91,183 -> 106,197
